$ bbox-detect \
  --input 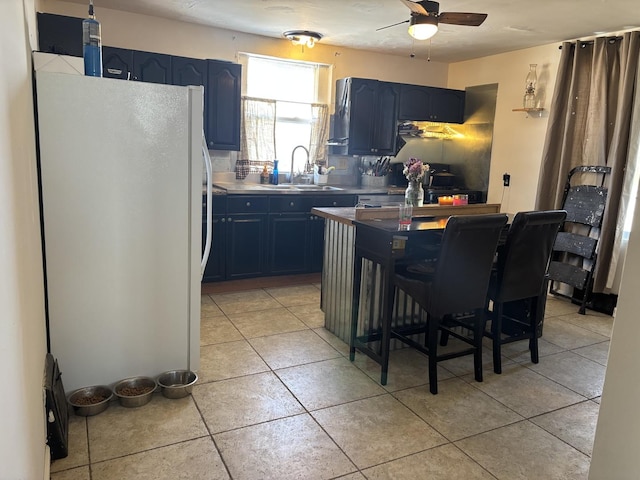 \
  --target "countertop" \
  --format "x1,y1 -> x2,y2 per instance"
208,181 -> 391,196
311,203 -> 502,226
